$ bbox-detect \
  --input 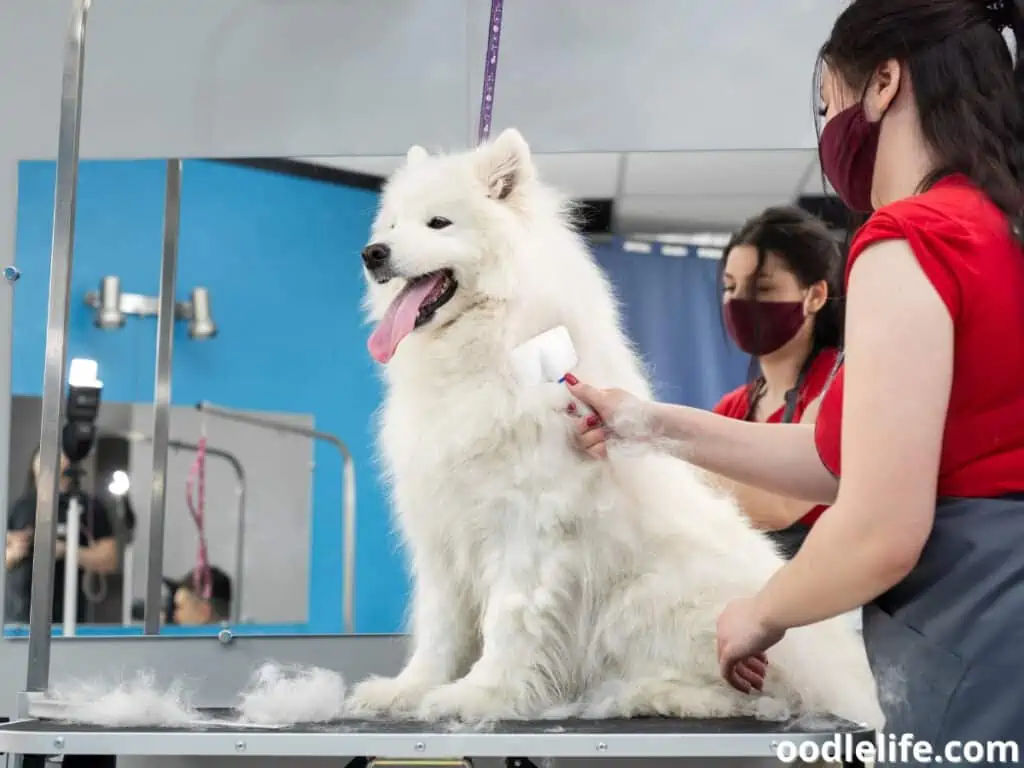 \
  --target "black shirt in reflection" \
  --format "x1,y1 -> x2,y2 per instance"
5,492 -> 115,624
